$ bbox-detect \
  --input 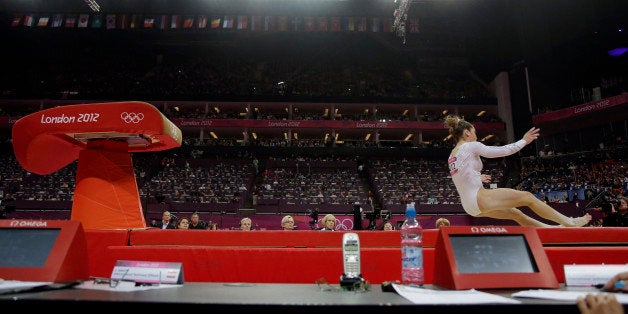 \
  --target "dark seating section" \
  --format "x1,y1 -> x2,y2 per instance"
255,157 -> 369,213
368,157 -> 506,213
140,156 -> 255,212
1,142 -> 625,229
